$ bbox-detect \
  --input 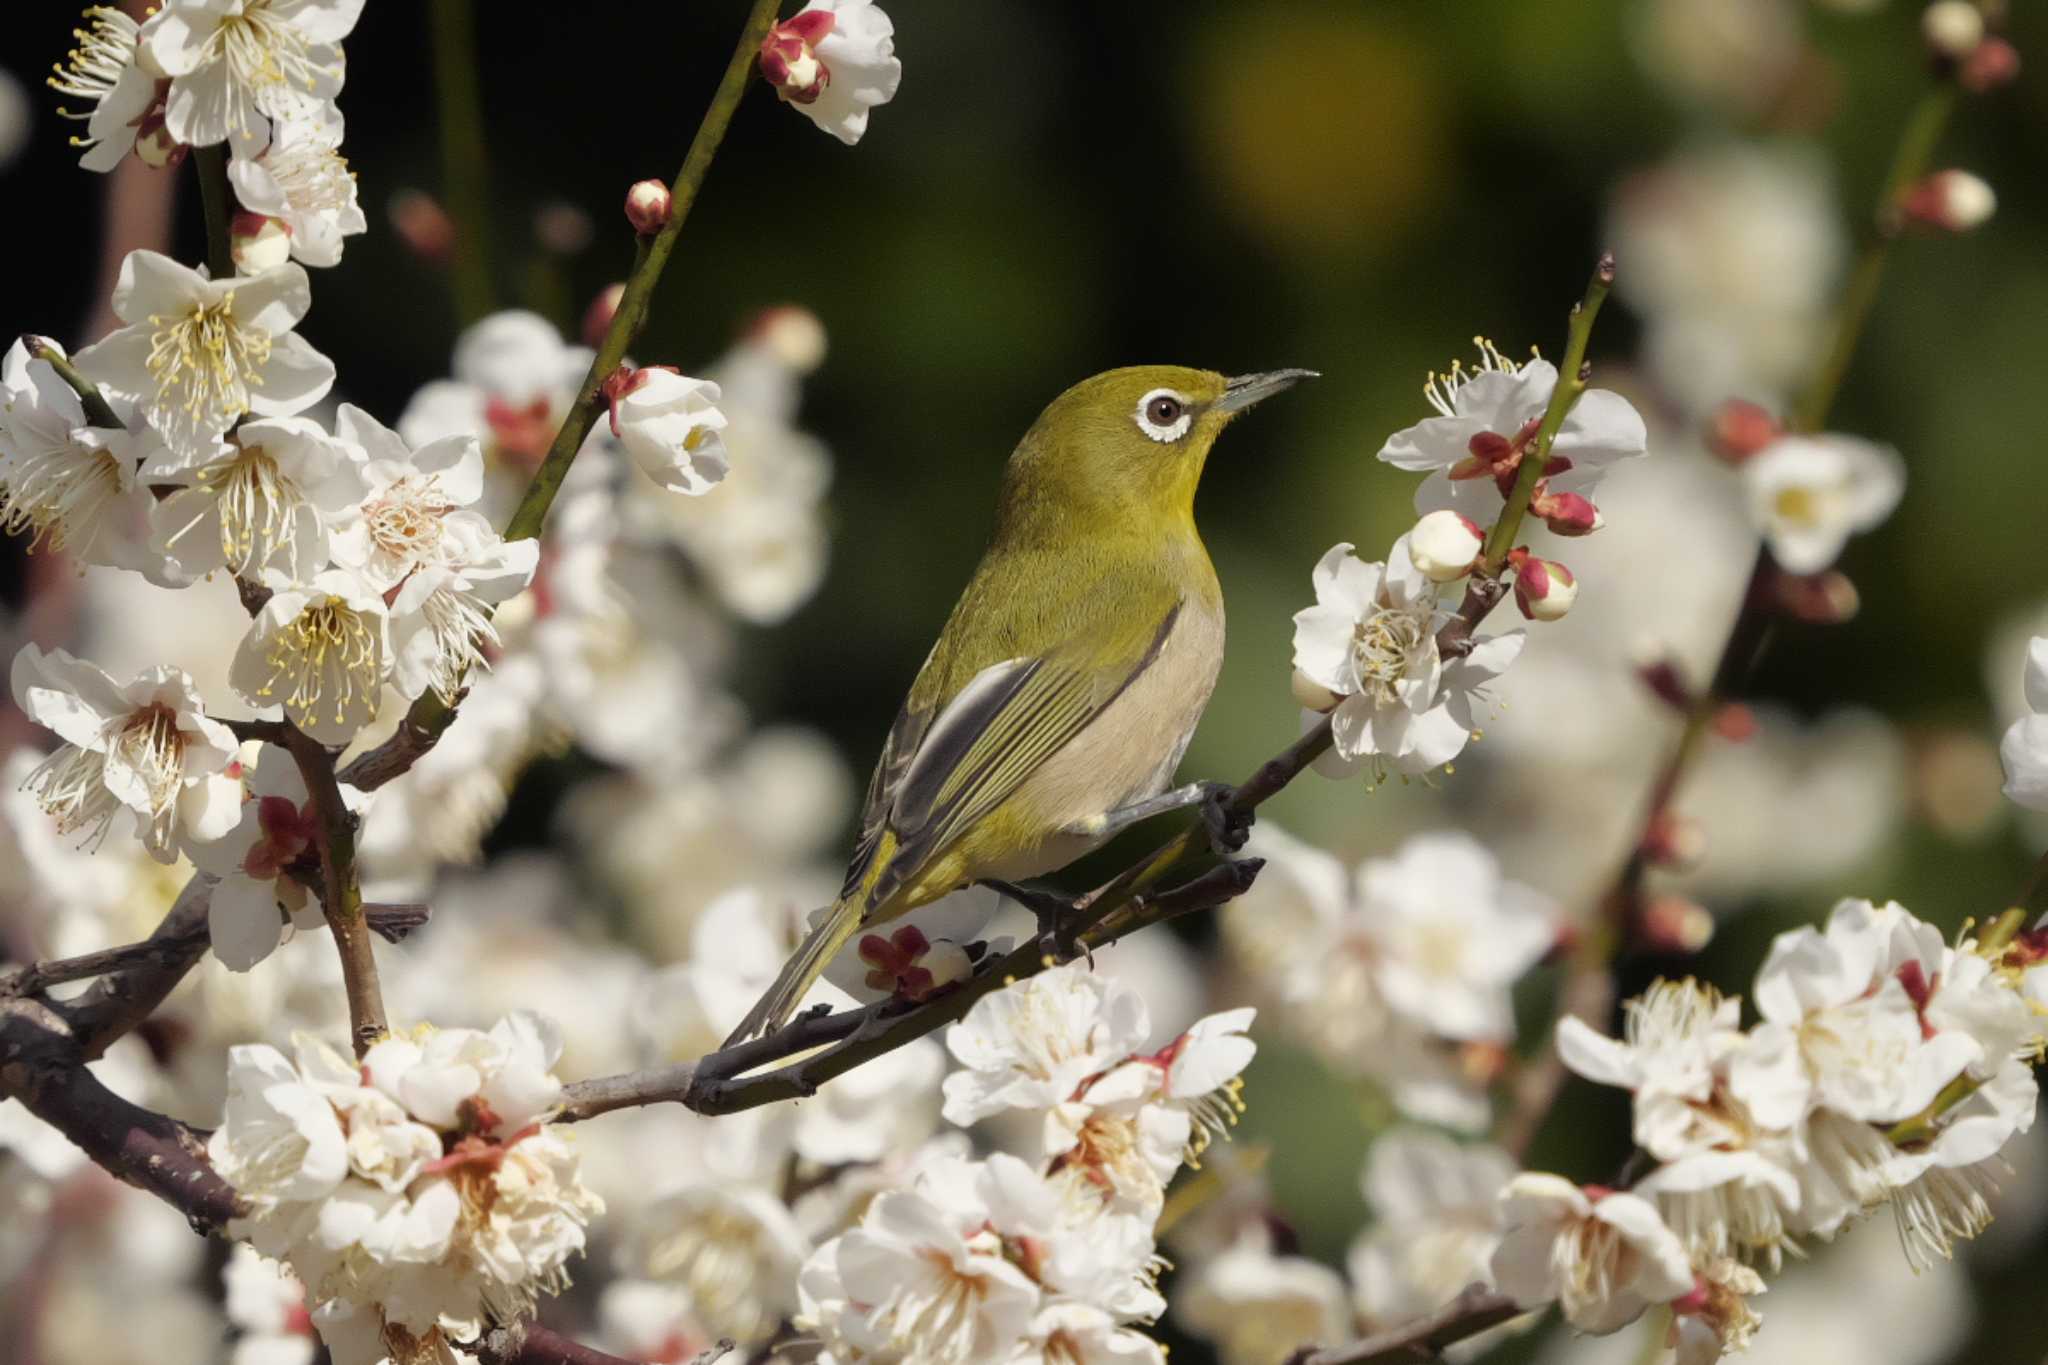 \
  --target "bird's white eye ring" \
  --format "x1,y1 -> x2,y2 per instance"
1134,389 -> 1193,443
